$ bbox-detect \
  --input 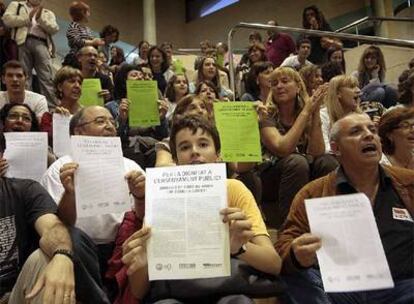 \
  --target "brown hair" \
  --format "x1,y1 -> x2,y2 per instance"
54,66 -> 83,99
69,1 -> 90,22
378,107 -> 414,155
169,115 -> 220,161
